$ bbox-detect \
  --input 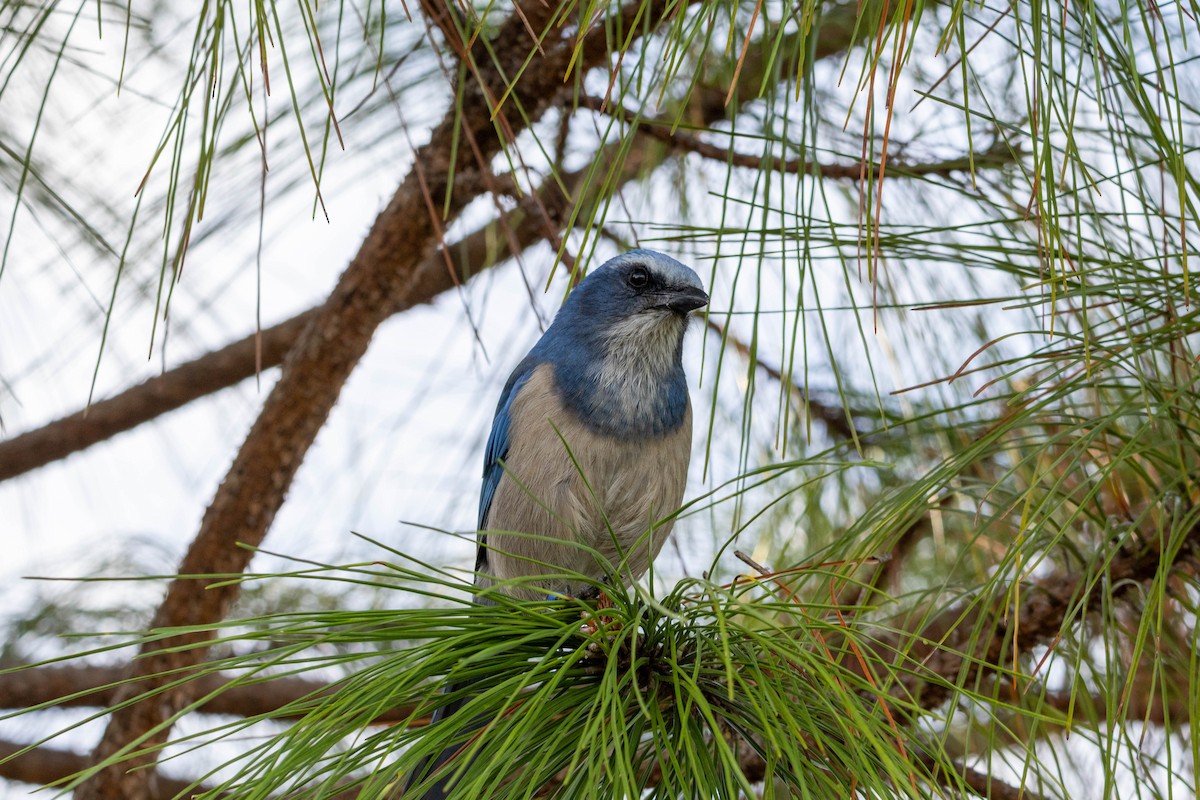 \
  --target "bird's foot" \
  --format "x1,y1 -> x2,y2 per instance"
574,585 -> 603,601
580,590 -> 619,638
